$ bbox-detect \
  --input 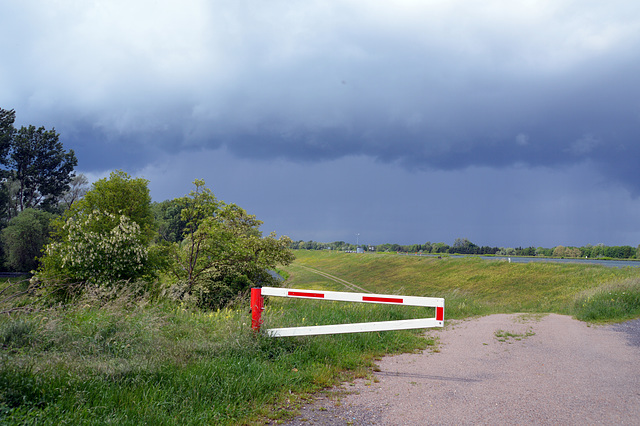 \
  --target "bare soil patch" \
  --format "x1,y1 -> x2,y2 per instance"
285,314 -> 640,425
